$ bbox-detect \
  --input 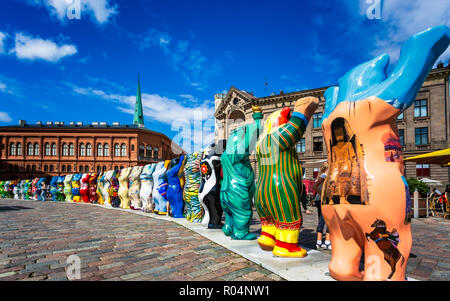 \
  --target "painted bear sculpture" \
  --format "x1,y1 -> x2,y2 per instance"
129,166 -> 144,210
63,174 -> 73,202
88,173 -> 99,203
220,107 -> 263,240
50,176 -> 59,202
255,98 -> 318,258
152,161 -> 170,215
13,181 -> 20,199
102,170 -> 113,206
118,167 -> 132,209
96,172 -> 105,205
167,156 -> 186,218
31,178 -> 40,200
71,174 -> 82,202
183,152 -> 203,222
199,144 -> 223,229
56,176 -> 66,202
320,26 -> 449,281
80,173 -> 90,203
140,163 -> 157,213
109,170 -> 121,208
